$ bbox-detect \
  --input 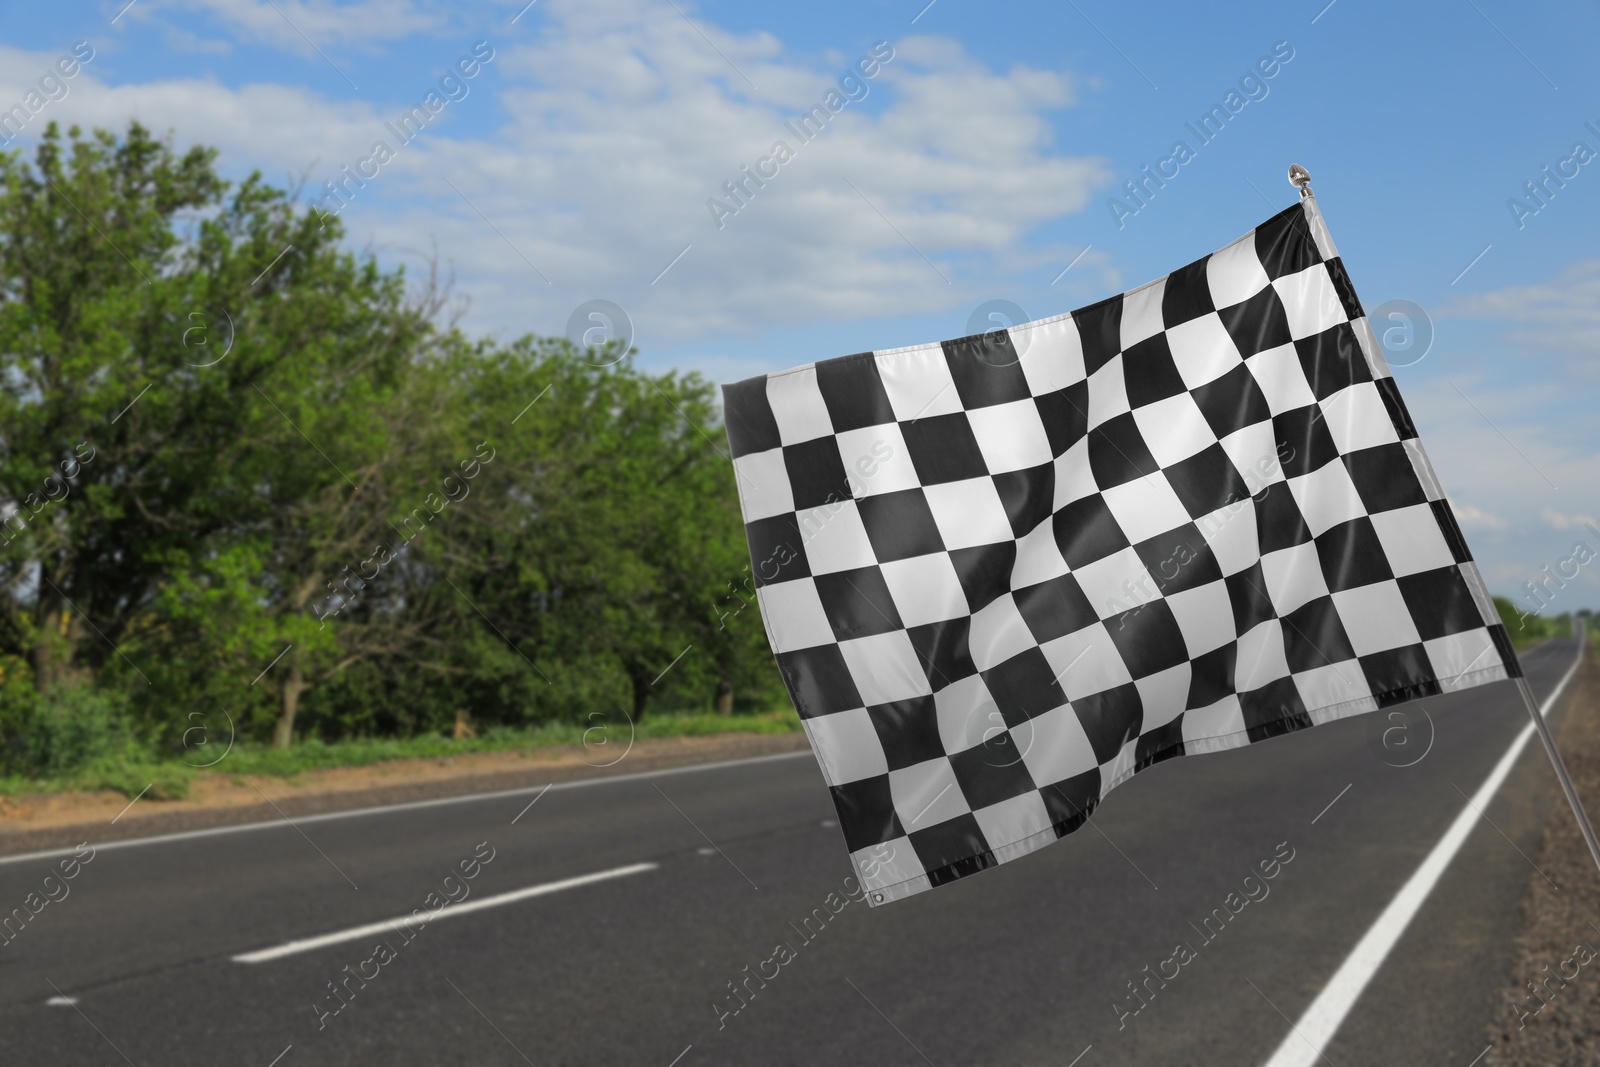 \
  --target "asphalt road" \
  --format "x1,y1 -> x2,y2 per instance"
0,638 -> 1581,1066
